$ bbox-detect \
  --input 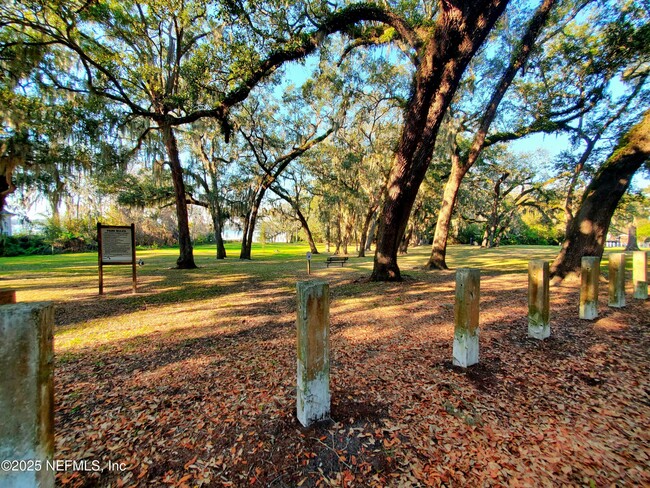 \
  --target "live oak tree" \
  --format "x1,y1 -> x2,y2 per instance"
0,0 -> 338,267
233,89 -> 338,260
365,0 -> 511,280
550,2 -> 650,278
2,0 -> 506,272
269,167 -> 321,254
551,109 -> 650,278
